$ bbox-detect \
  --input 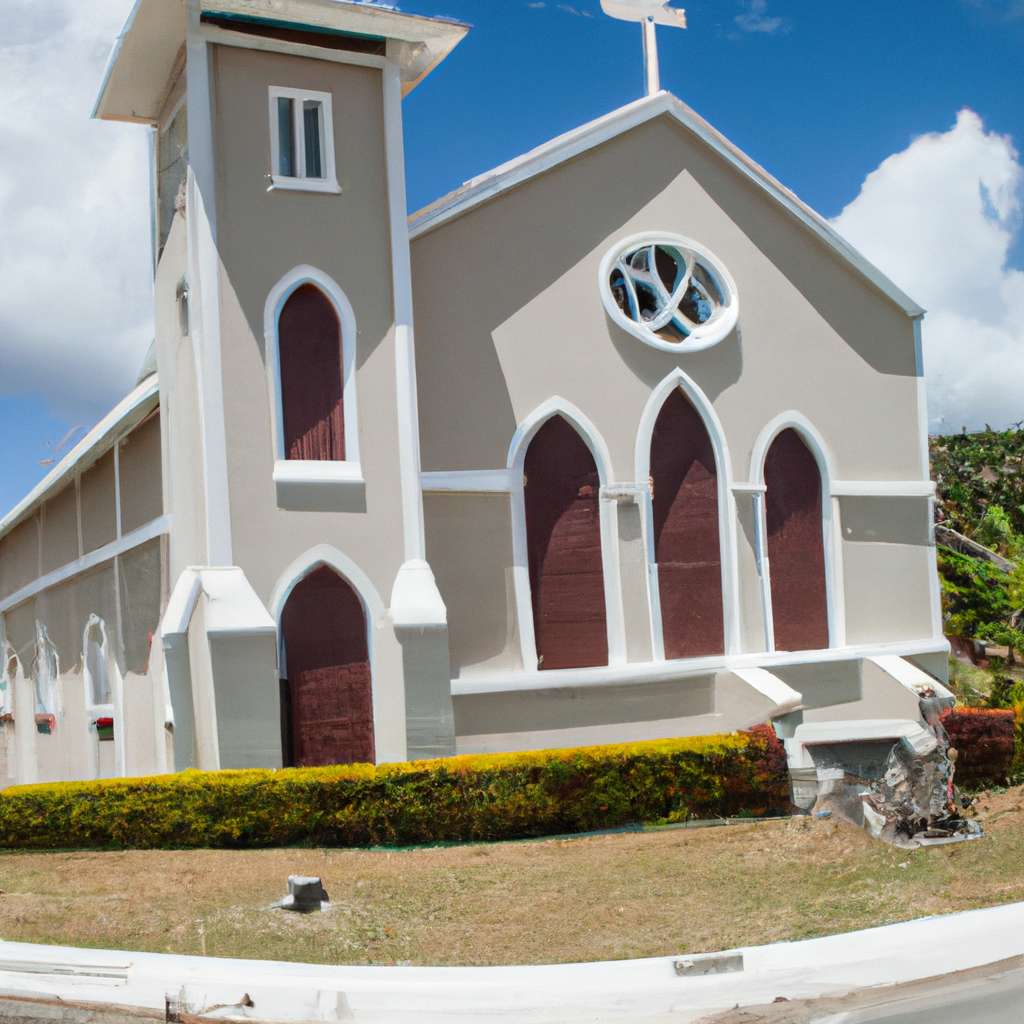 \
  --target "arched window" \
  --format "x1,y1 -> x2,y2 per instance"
650,388 -> 724,658
524,416 -> 608,670
83,615 -> 111,708
764,429 -> 829,651
32,622 -> 58,718
278,283 -> 345,461
280,565 -> 374,766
